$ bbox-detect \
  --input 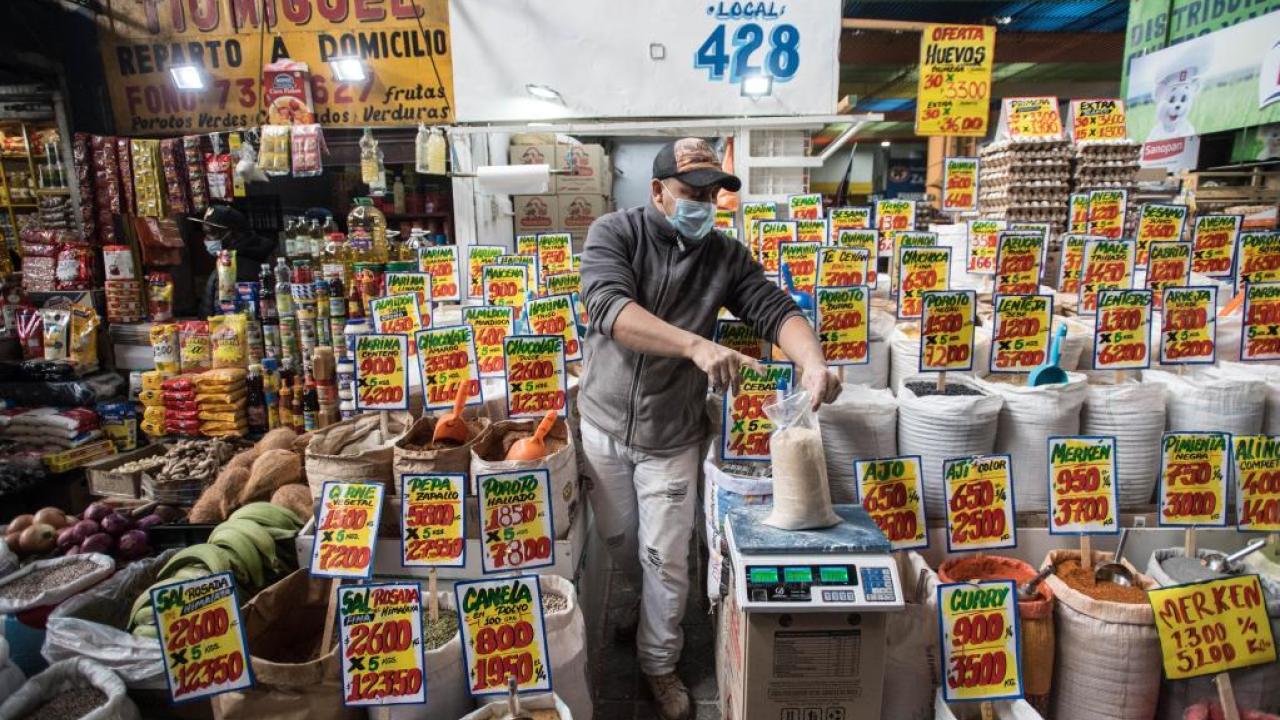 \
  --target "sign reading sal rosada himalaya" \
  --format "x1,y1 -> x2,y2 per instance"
95,0 -> 454,133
